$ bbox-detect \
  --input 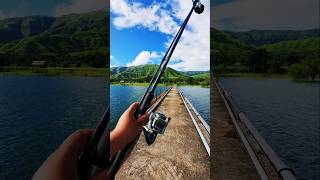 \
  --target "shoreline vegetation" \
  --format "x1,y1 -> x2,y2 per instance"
0,66 -> 107,77
111,82 -> 210,87
1,66 -> 318,83
216,72 -> 320,82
